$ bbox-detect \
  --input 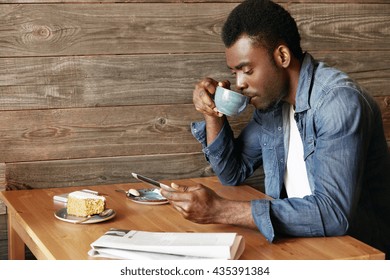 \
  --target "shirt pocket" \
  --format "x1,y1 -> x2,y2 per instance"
261,133 -> 277,176
303,136 -> 315,160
